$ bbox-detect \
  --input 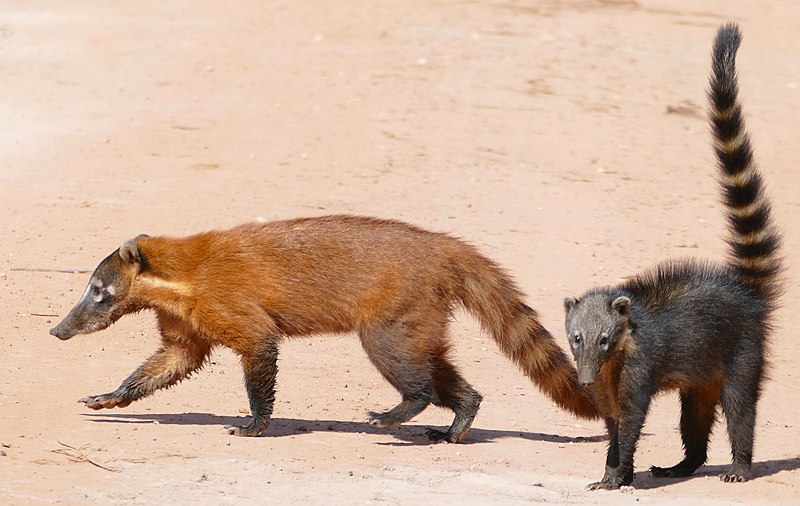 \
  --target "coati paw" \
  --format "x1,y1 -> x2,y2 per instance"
79,394 -> 131,410
586,481 -> 618,491
366,411 -> 402,429
720,462 -> 752,482
719,471 -> 750,483
225,419 -> 269,437
425,428 -> 458,443
650,463 -> 696,478
650,466 -> 672,478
